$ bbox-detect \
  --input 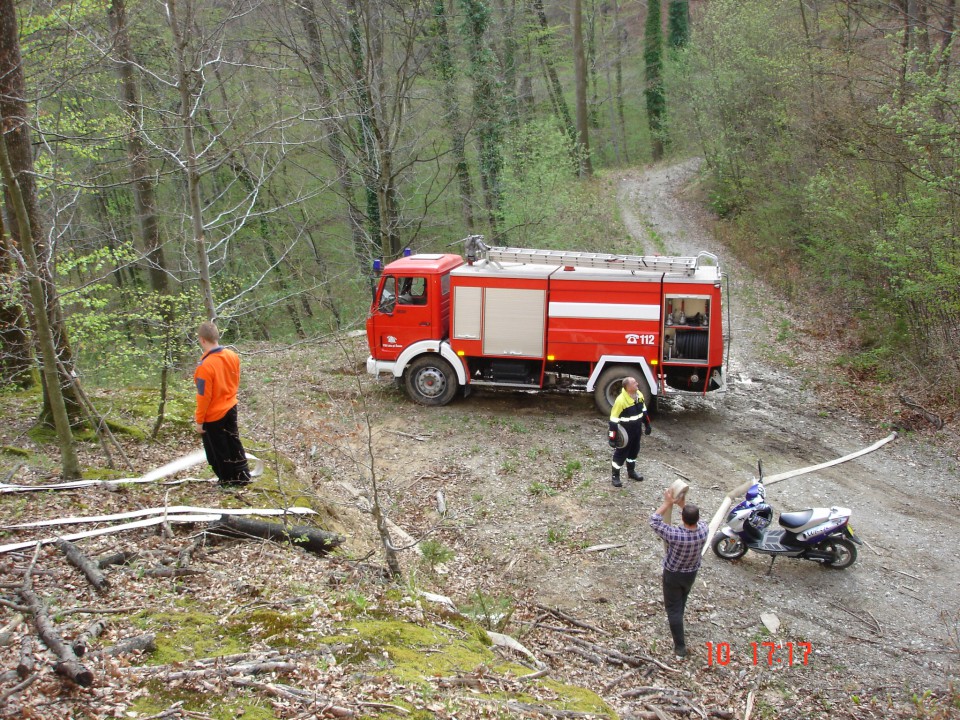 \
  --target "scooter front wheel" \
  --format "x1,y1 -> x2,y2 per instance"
820,537 -> 857,569
712,534 -> 747,560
